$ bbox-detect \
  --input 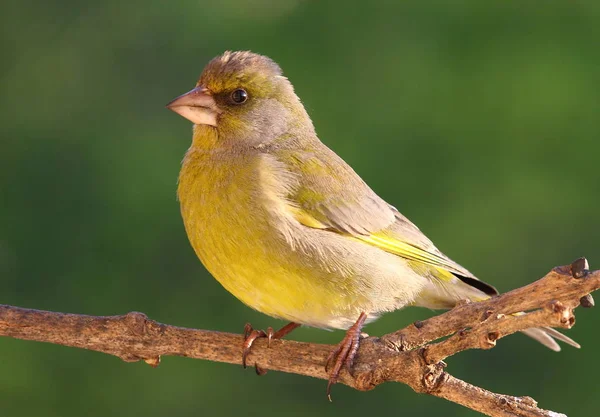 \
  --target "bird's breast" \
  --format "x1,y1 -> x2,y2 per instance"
178,150 -> 267,273
177,149 -> 310,319
176,148 -> 423,329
